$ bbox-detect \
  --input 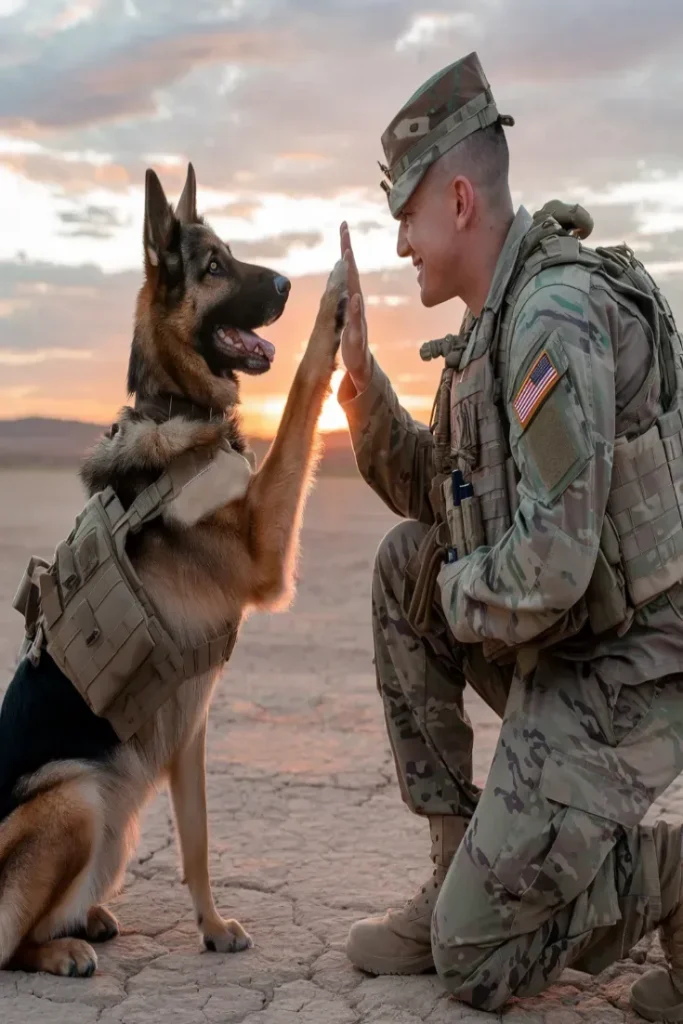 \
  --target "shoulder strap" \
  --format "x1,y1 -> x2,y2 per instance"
496,221 -> 598,395
497,215 -> 683,435
102,438 -> 253,555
